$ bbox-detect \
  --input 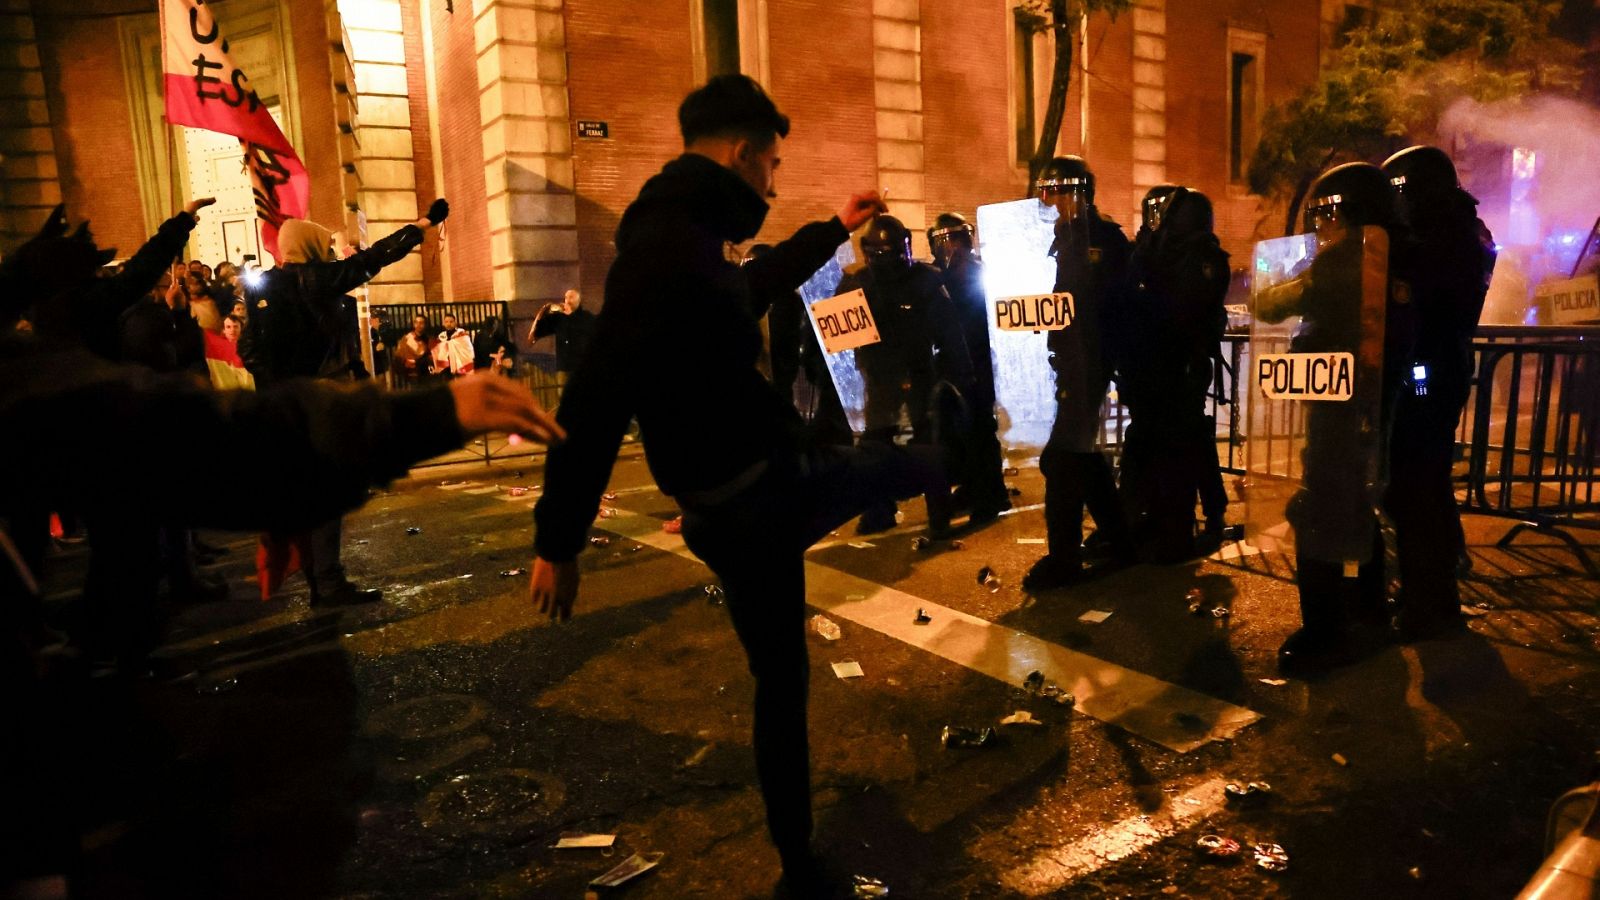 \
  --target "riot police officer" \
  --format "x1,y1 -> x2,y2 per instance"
1381,145 -> 1495,642
1257,162 -> 1414,675
1023,156 -> 1135,590
1133,183 -> 1181,249
1120,187 -> 1231,561
928,211 -> 1011,521
843,215 -> 974,534
754,243 -> 852,445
